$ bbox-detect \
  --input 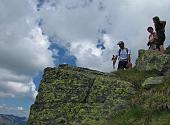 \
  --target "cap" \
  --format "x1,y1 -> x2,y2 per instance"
117,41 -> 124,45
